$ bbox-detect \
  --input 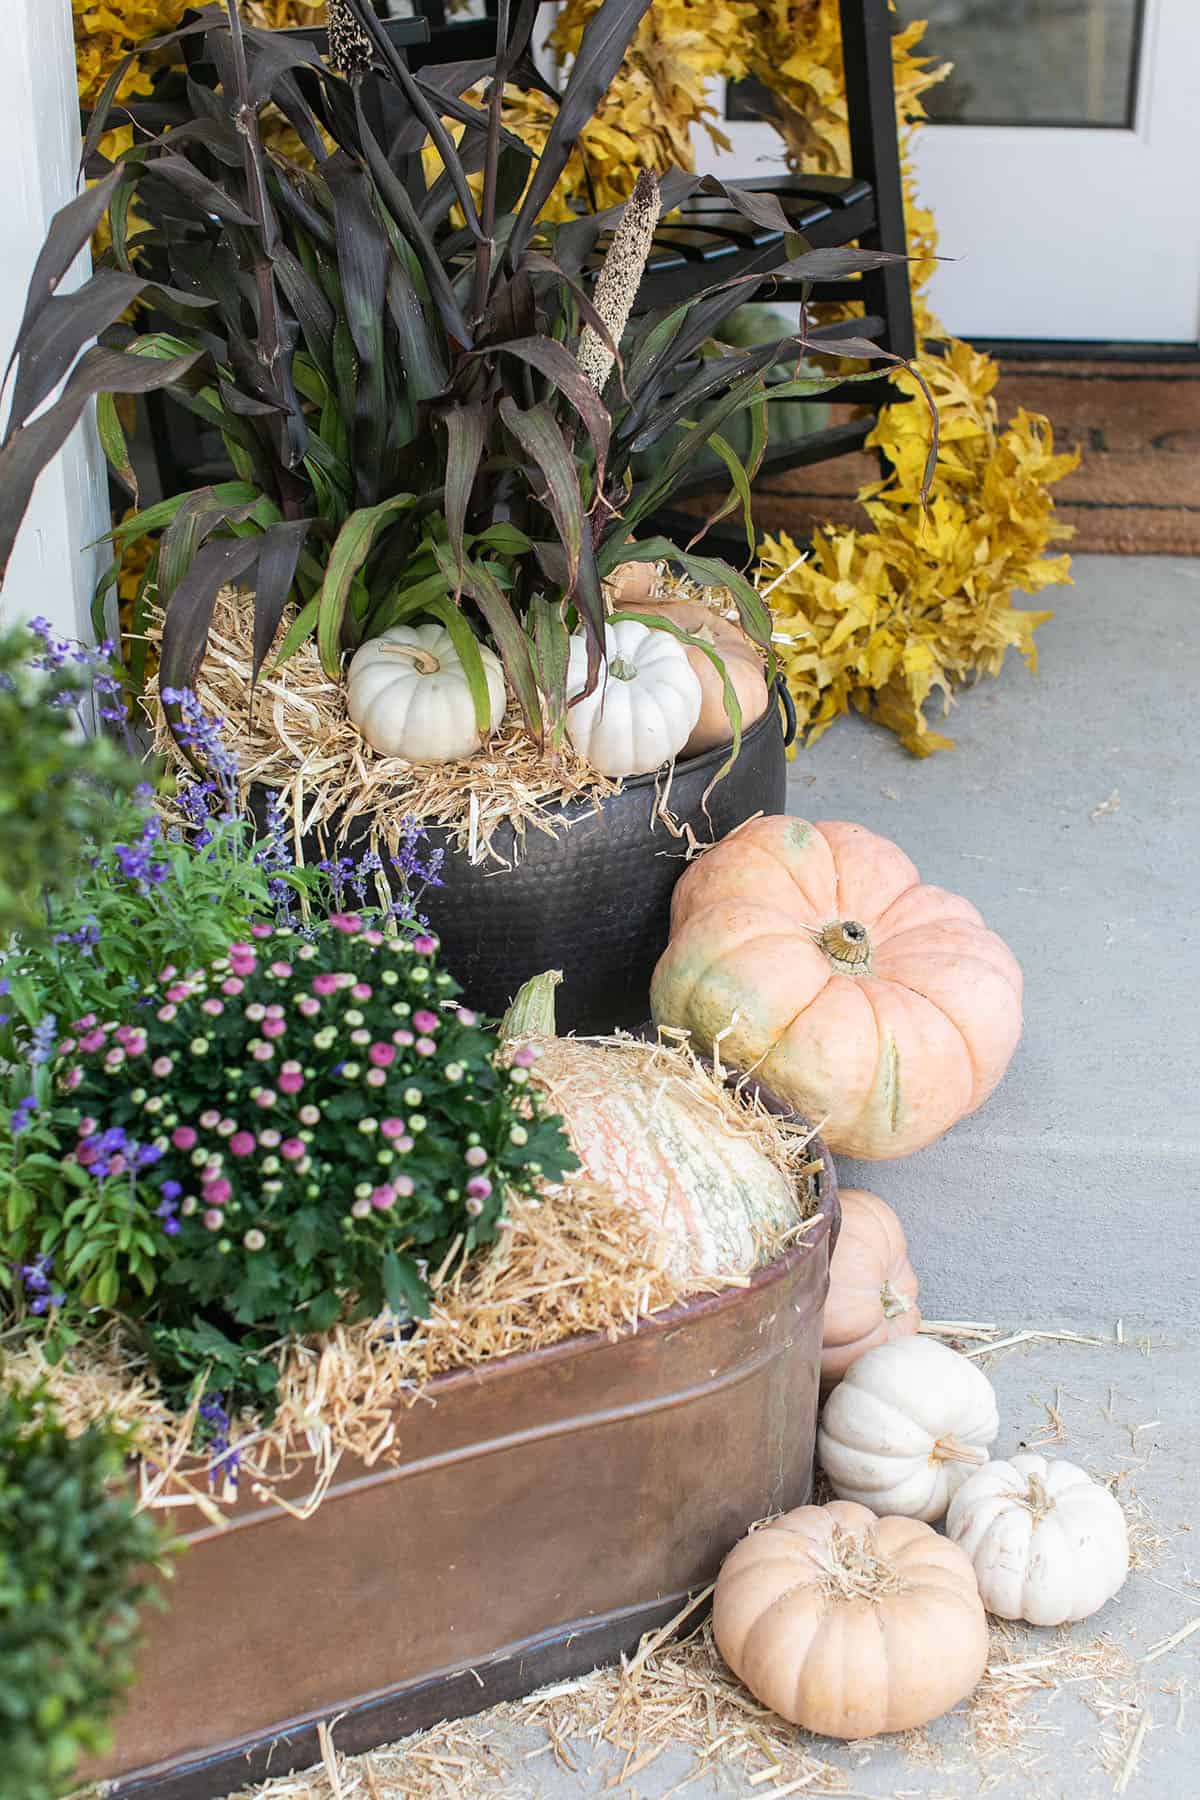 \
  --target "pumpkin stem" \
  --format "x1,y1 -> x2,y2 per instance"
501,970 -> 562,1042
375,643 -> 441,676
930,1433 -> 989,1468
1019,1473 -> 1056,1522
814,1525 -> 908,1602
819,920 -> 872,968
880,1280 -> 913,1319
608,655 -> 640,682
